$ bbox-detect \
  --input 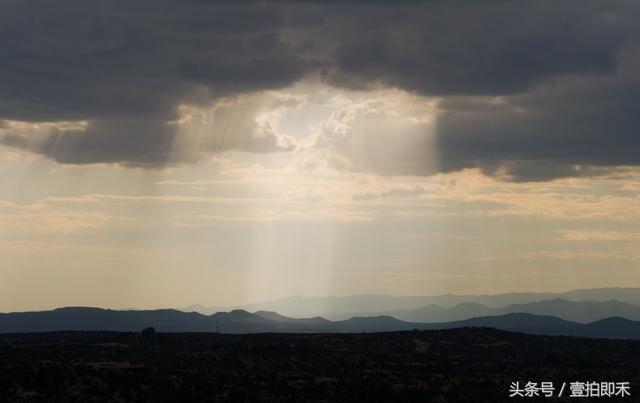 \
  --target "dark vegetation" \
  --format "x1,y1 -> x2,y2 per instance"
1,328 -> 639,402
